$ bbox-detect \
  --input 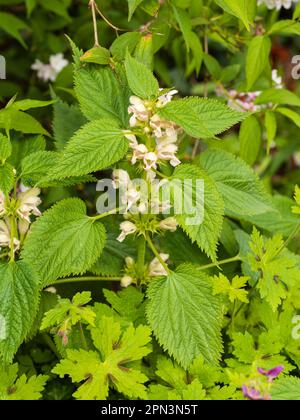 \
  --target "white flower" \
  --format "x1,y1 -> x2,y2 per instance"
0,191 -> 6,217
0,220 -> 20,251
44,287 -> 57,294
149,254 -> 169,277
117,221 -> 137,242
159,217 -> 178,232
156,141 -> 181,167
120,275 -> 133,288
272,69 -> 283,89
128,96 -> 151,127
16,188 -> 42,223
123,131 -> 138,148
157,89 -> 178,108
31,53 -> 68,82
112,169 -> 131,189
143,152 -> 158,172
131,144 -> 149,165
257,0 -> 298,10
